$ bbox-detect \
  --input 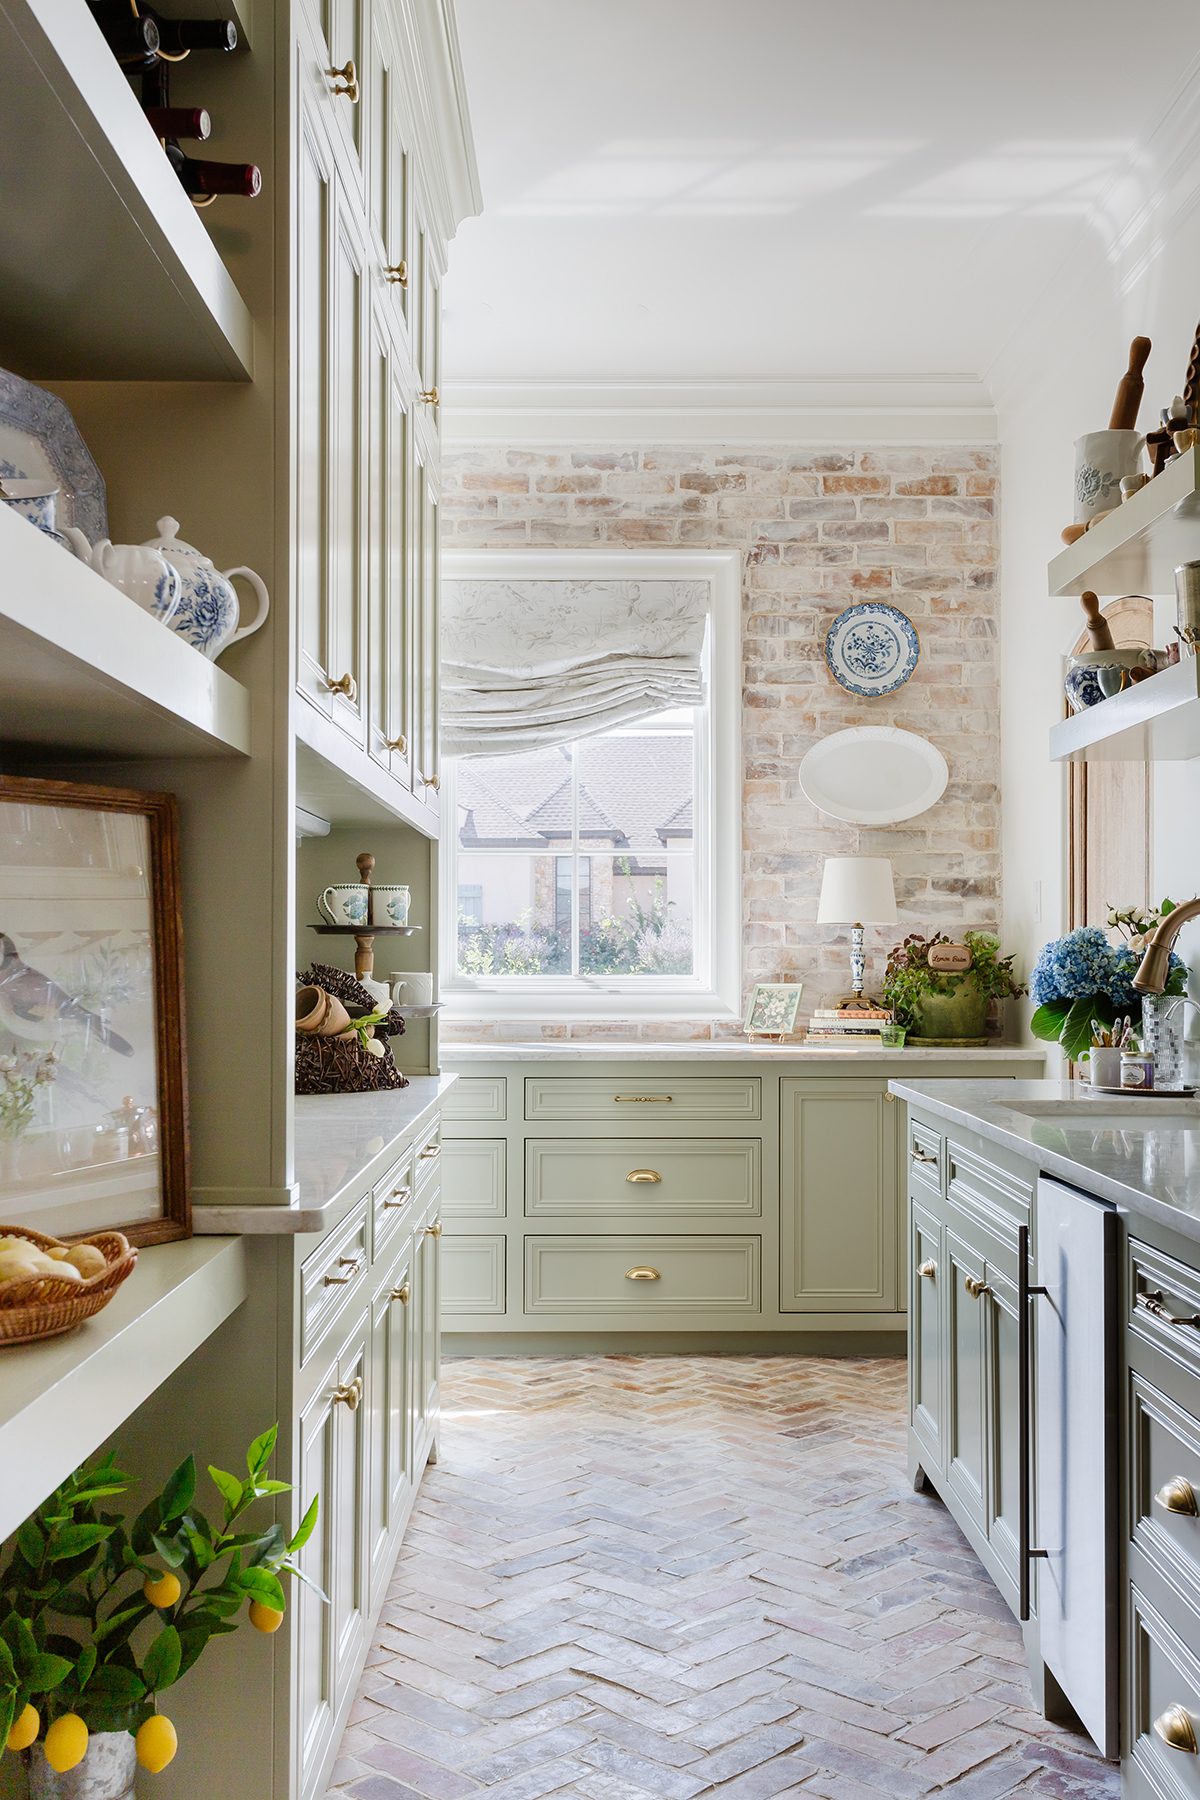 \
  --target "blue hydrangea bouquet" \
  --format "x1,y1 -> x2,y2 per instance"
1030,904 -> 1186,1060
